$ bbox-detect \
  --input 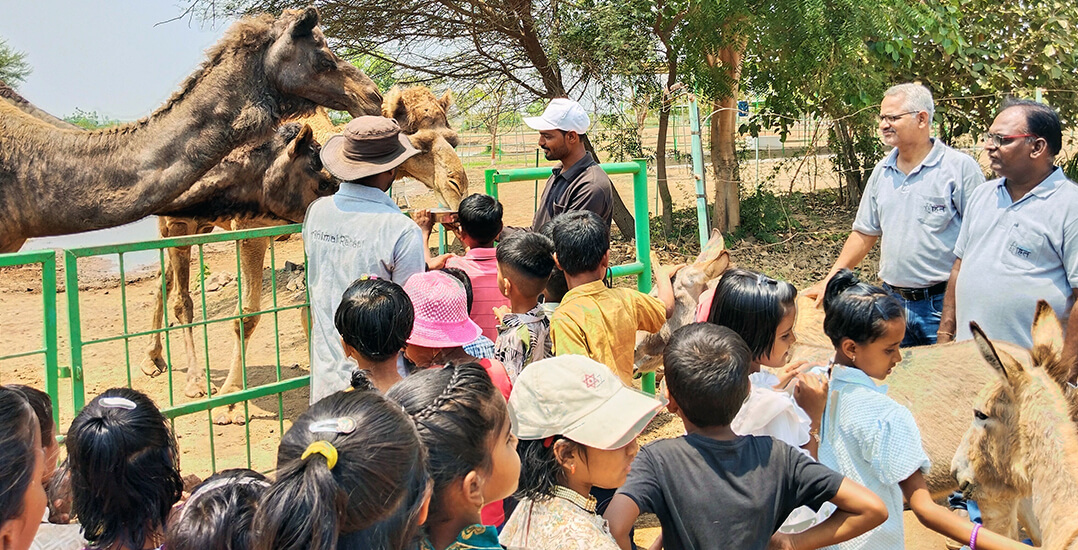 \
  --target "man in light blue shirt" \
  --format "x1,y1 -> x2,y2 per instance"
305,116 -> 426,402
941,101 -> 1078,381
807,84 -> 985,346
